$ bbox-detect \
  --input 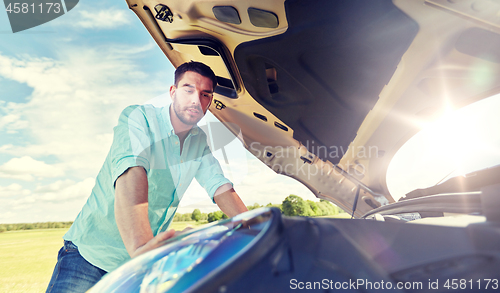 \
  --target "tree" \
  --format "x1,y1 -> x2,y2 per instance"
247,203 -> 262,210
207,211 -> 228,223
181,213 -> 191,221
318,199 -> 339,215
173,213 -> 182,222
307,200 -> 321,216
191,209 -> 202,221
207,212 -> 218,223
281,195 -> 314,216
